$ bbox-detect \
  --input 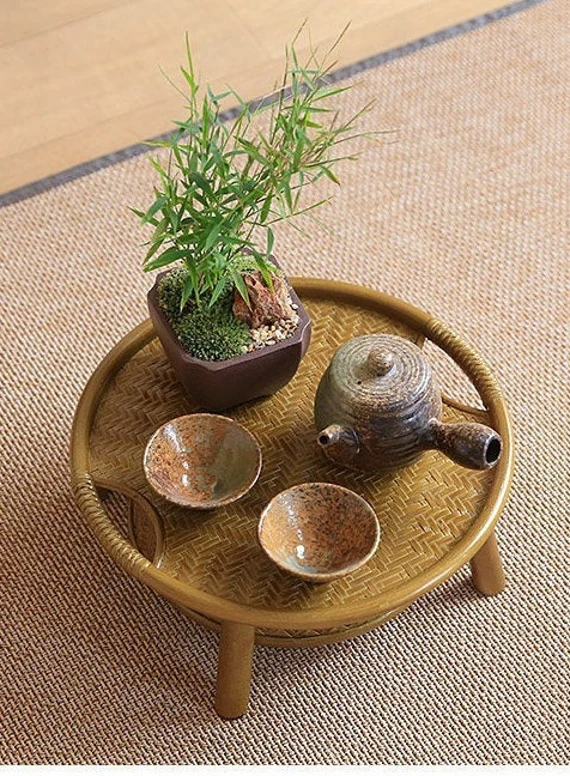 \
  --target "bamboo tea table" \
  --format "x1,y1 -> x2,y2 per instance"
71,279 -> 513,718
